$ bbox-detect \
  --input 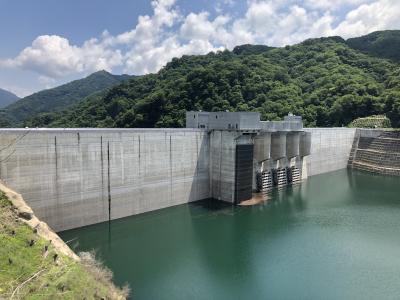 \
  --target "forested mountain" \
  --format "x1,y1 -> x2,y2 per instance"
0,88 -> 19,108
2,70 -> 132,126
20,31 -> 400,128
347,30 -> 400,62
